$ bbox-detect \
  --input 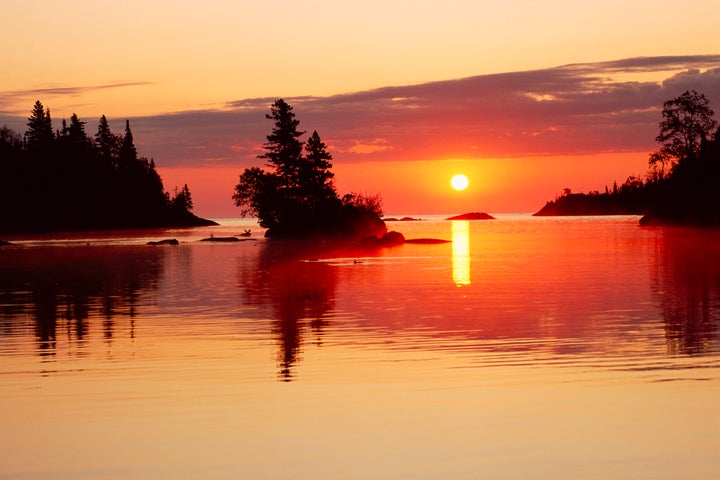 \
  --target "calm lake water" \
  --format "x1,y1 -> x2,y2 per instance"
1,214 -> 719,479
